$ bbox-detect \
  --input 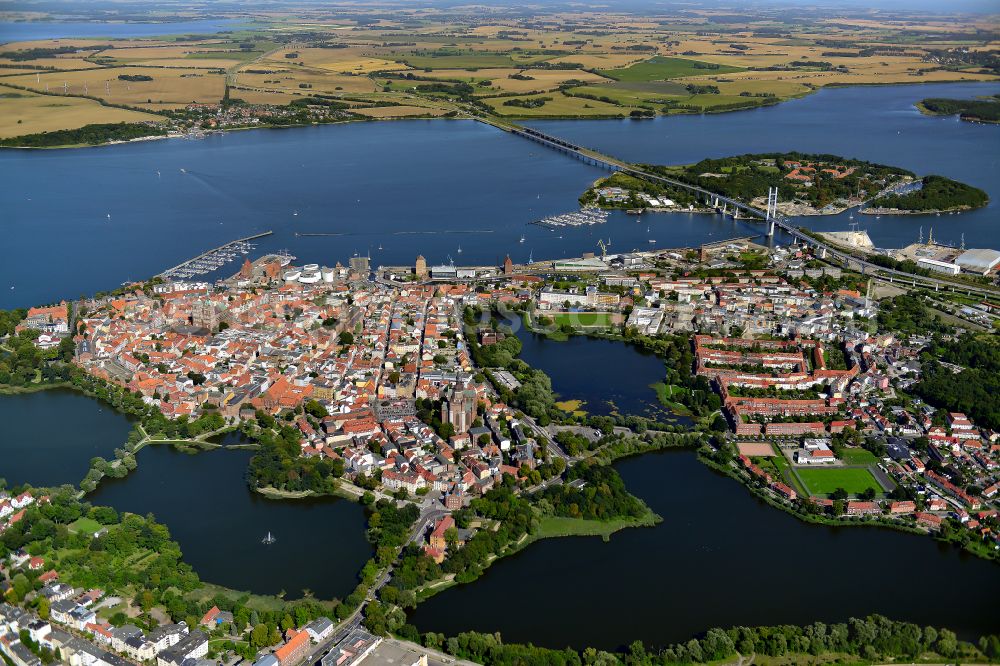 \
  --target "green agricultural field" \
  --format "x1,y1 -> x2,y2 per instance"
485,92 -> 625,117
397,53 -> 518,70
680,93 -> 761,111
598,56 -> 743,82
567,85 -> 651,107
797,467 -> 882,496
605,80 -> 692,95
